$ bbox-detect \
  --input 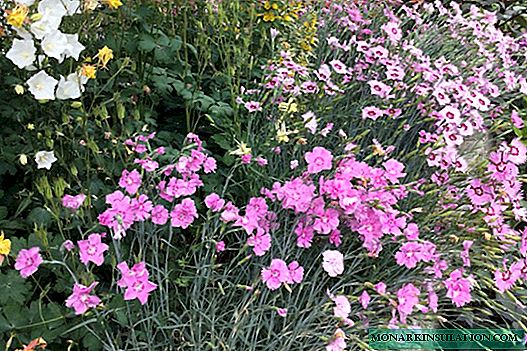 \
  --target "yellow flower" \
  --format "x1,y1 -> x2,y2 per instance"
27,123 -> 35,130
275,121 -> 296,143
278,98 -> 298,113
230,142 -> 252,156
264,0 -> 271,10
81,64 -> 97,79
263,12 -> 277,22
102,0 -> 123,9
95,46 -> 114,69
0,232 -> 11,256
7,4 -> 29,28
